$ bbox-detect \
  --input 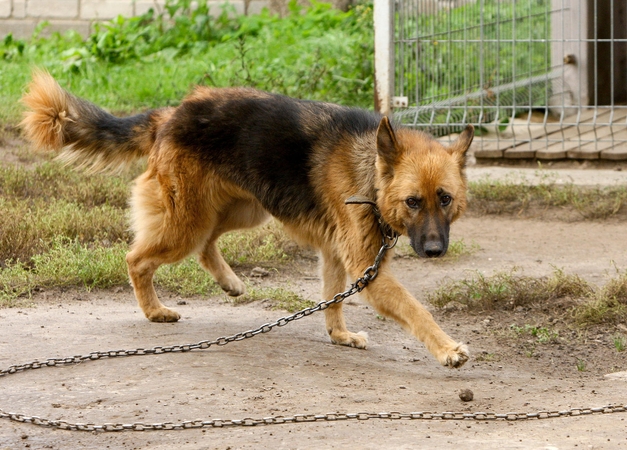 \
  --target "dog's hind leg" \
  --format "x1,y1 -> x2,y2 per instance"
198,199 -> 270,297
126,171 -> 212,322
199,238 -> 246,297
321,251 -> 369,349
